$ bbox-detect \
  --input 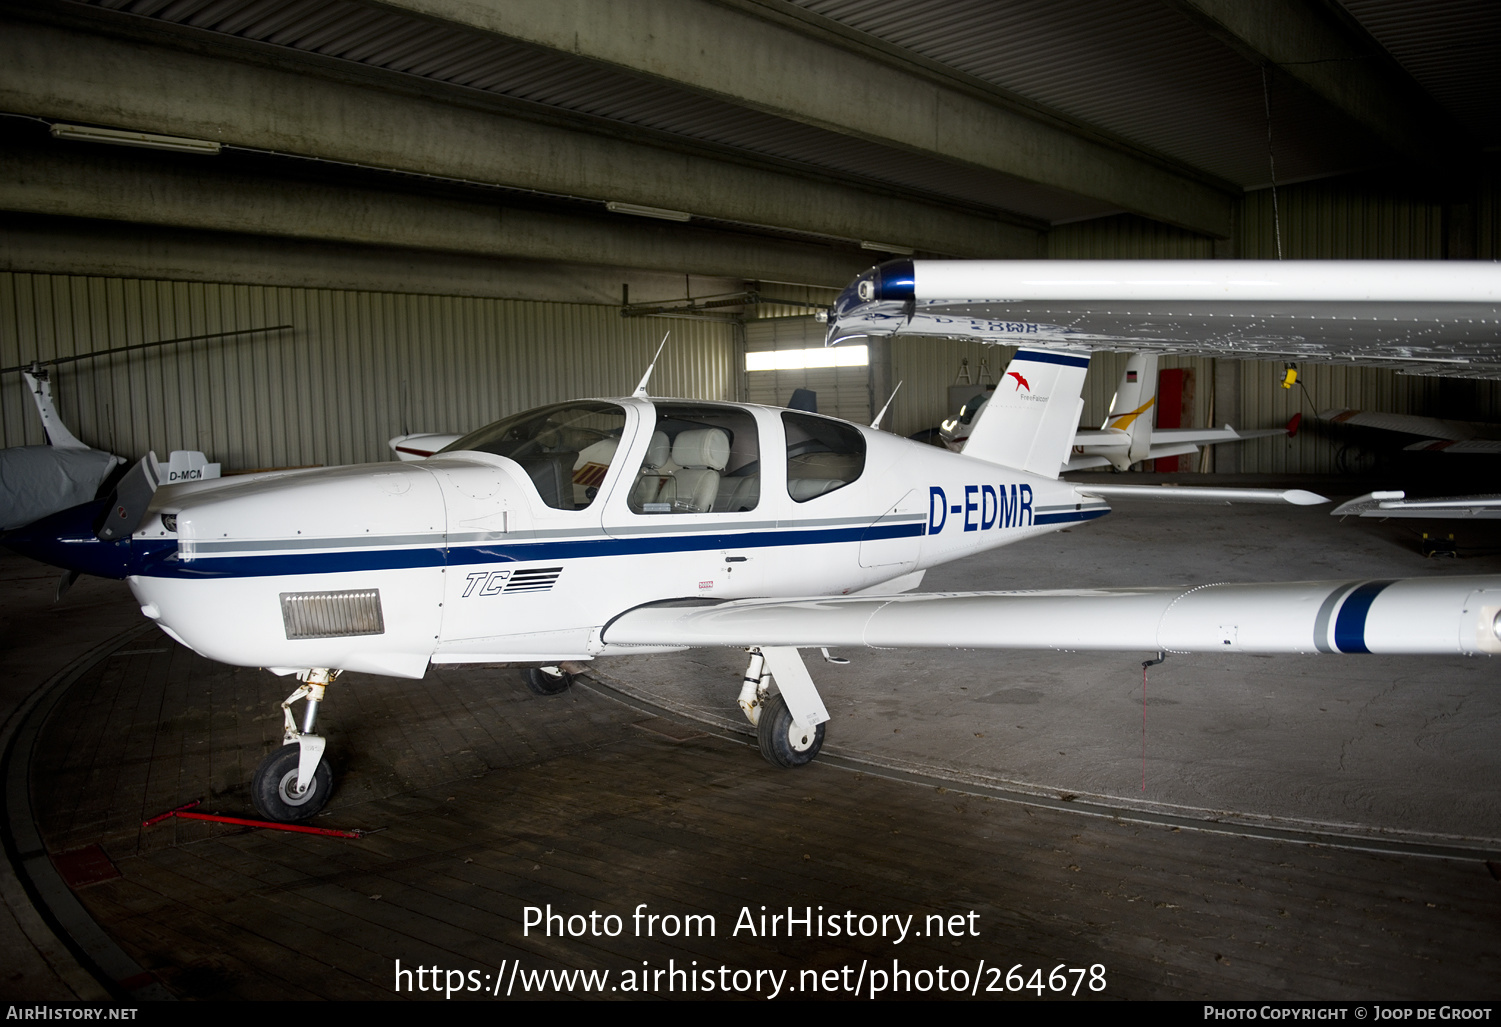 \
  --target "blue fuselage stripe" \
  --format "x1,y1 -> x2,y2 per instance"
138,522 -> 928,579
1035,508 -> 1109,526
1332,580 -> 1394,653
